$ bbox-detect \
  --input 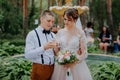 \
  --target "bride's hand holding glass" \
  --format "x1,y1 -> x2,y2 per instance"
53,40 -> 61,56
